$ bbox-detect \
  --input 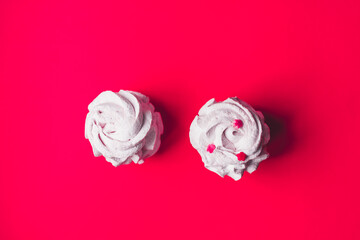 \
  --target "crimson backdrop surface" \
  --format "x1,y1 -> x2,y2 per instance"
1,0 -> 360,239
